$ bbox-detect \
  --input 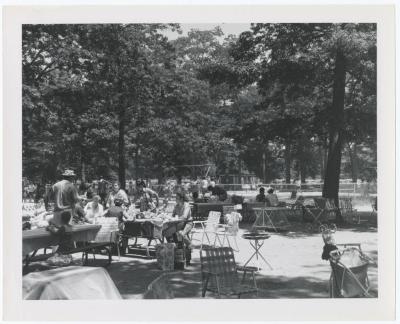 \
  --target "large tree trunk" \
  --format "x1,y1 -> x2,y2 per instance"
322,49 -> 346,223
118,107 -> 126,190
284,139 -> 291,183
